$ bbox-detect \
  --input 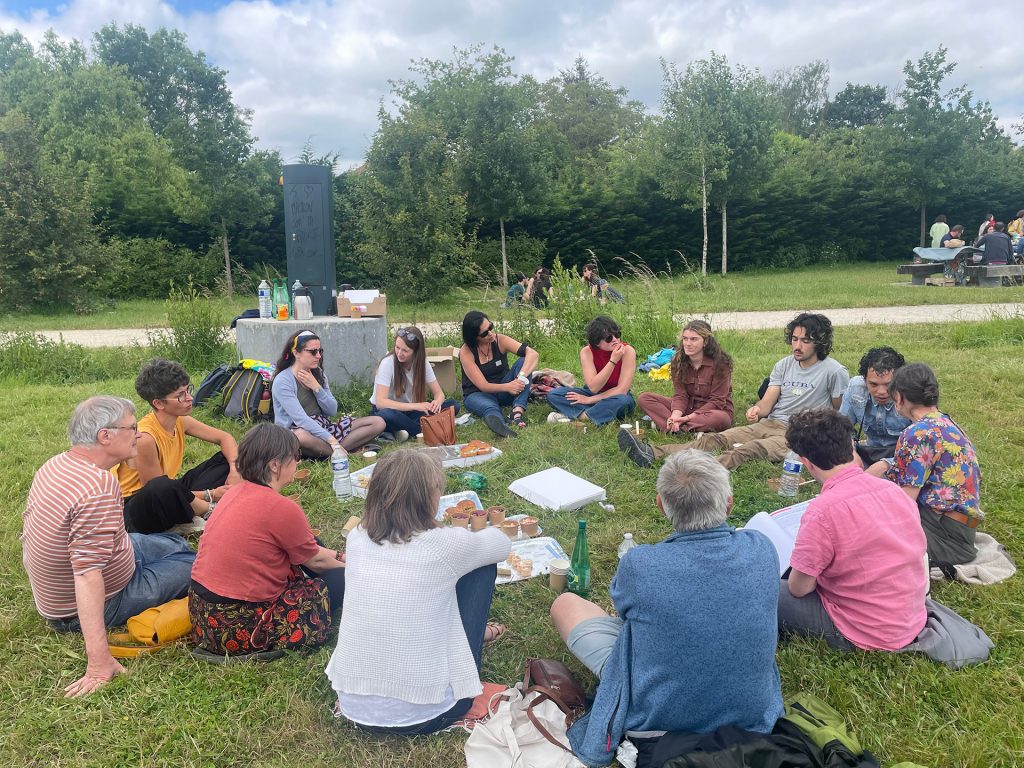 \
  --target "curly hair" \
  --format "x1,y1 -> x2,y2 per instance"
785,313 -> 834,360
135,358 -> 190,405
857,347 -> 905,378
670,320 -> 732,388
786,408 -> 855,470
